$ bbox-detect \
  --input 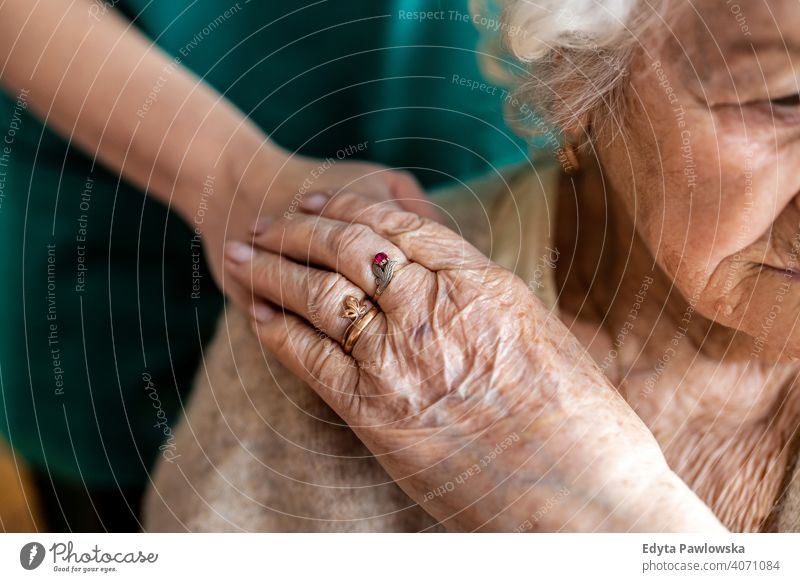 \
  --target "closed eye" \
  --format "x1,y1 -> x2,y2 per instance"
770,93 -> 800,107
